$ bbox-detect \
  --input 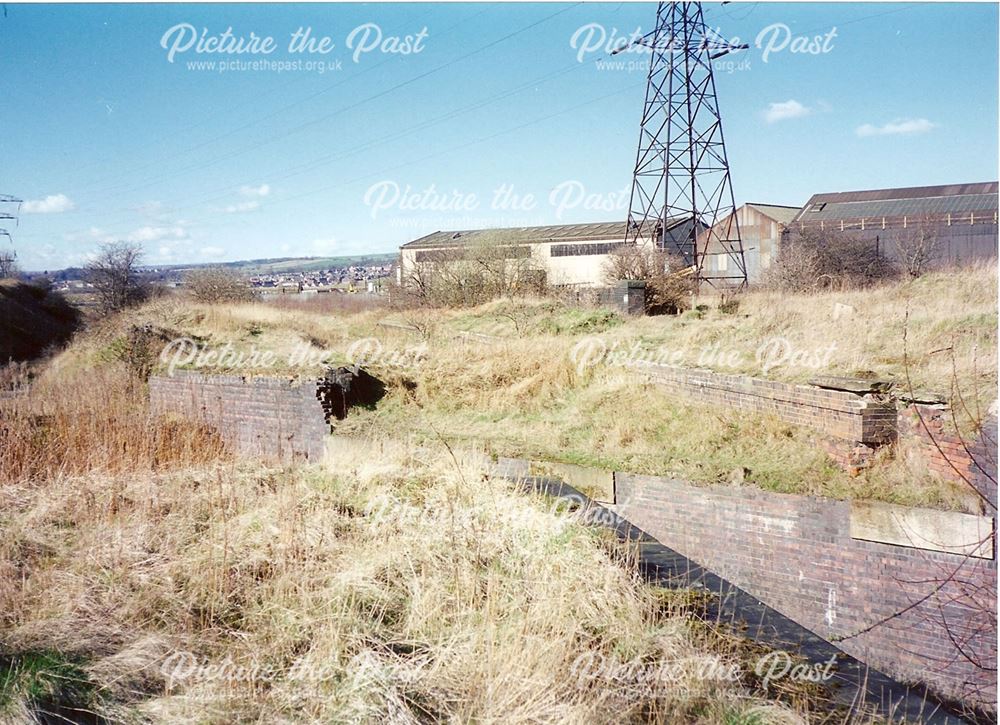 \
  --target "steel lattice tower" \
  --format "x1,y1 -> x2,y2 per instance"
621,1 -> 748,288
0,194 -> 21,246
